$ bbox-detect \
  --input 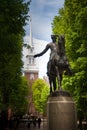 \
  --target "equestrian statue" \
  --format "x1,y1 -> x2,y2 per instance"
34,35 -> 73,93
